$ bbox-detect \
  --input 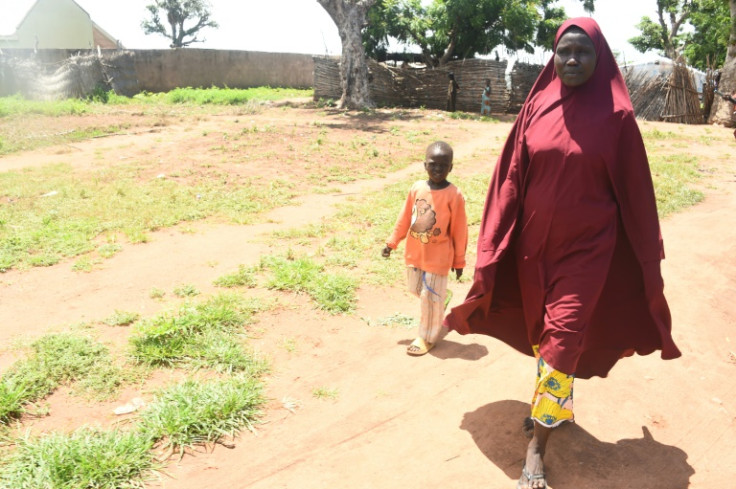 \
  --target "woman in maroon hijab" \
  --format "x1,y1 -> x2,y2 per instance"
443,18 -> 681,489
